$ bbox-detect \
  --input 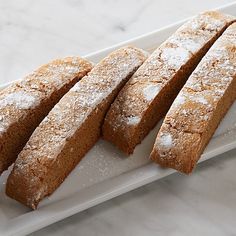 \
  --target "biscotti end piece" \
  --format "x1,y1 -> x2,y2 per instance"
6,46 -> 148,209
0,57 -> 93,175
150,23 -> 236,174
102,11 -> 235,155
